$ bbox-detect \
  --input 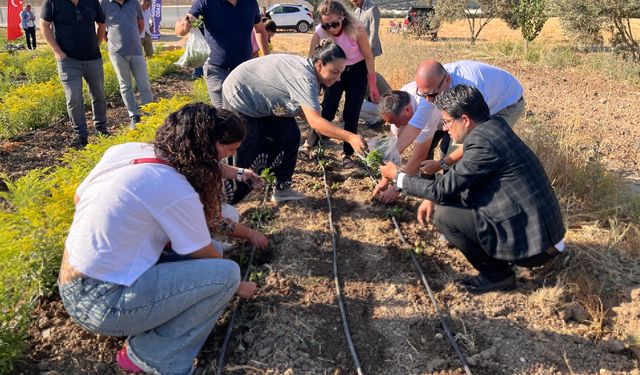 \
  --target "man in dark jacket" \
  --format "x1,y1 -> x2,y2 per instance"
380,85 -> 565,293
